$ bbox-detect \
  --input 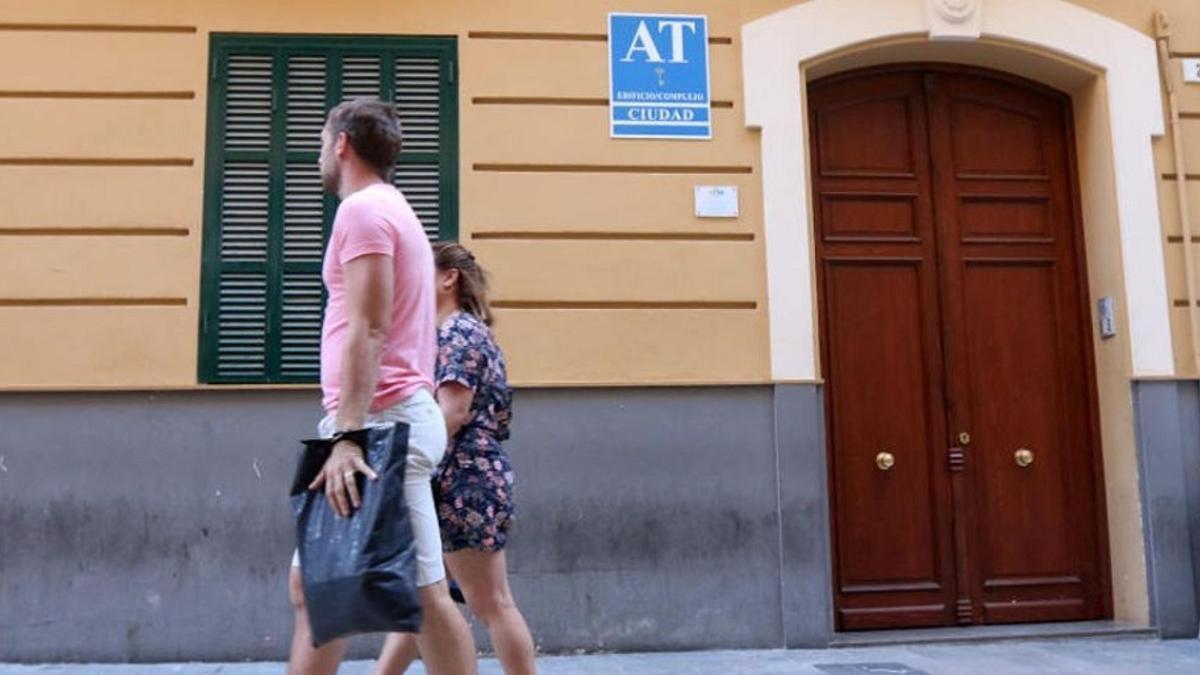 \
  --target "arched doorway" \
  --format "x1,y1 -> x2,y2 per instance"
810,65 -> 1110,630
